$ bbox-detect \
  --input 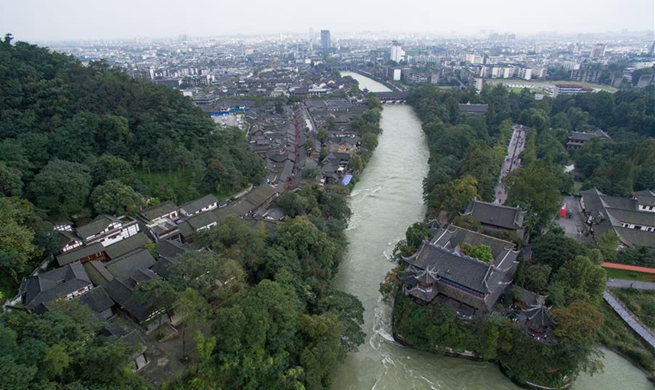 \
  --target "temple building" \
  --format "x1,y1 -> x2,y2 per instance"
581,188 -> 655,248
402,225 -> 519,318
463,199 -> 525,238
